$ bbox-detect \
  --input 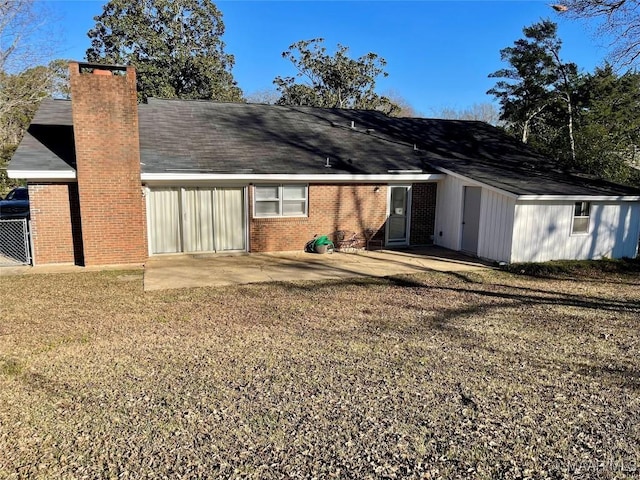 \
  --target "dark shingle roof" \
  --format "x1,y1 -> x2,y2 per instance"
369,117 -> 640,197
139,99 -> 433,175
9,97 -> 640,197
10,99 -> 75,172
